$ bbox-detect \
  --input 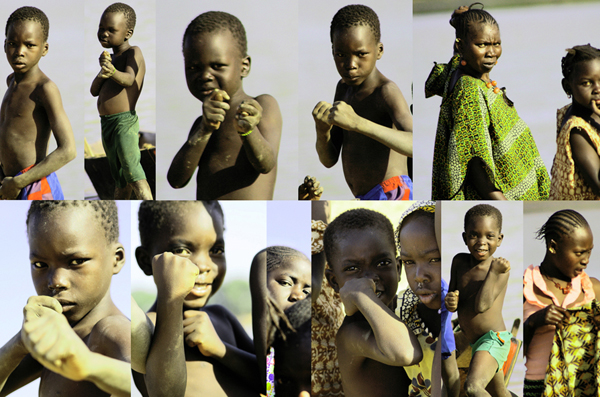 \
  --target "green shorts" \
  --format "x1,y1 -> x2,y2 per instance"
100,110 -> 146,188
471,330 -> 512,372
